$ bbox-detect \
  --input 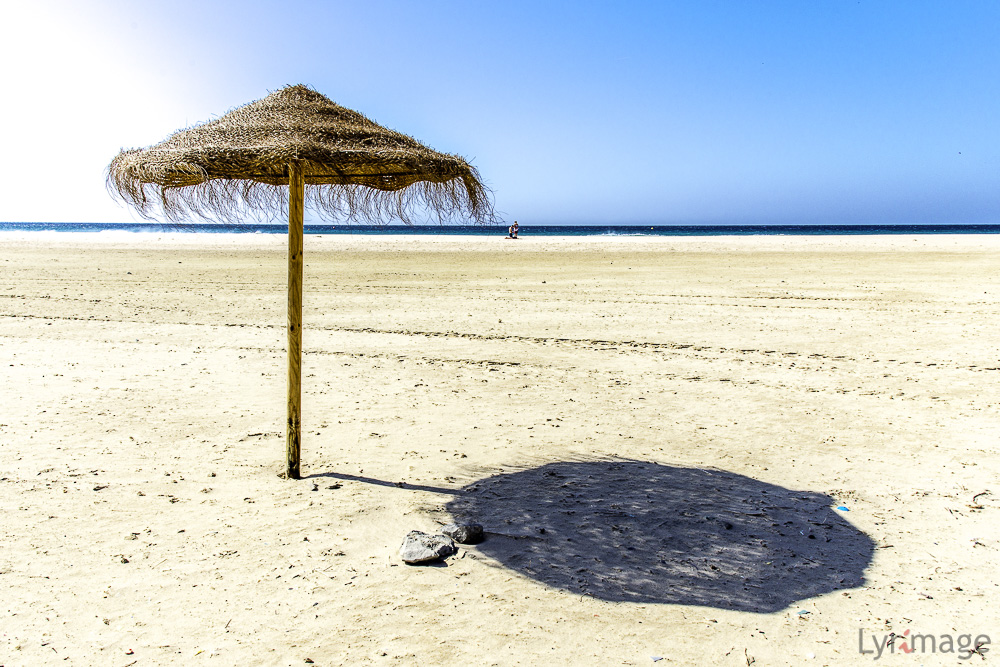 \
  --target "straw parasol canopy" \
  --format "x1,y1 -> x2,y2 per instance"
107,84 -> 494,225
107,84 -> 495,480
